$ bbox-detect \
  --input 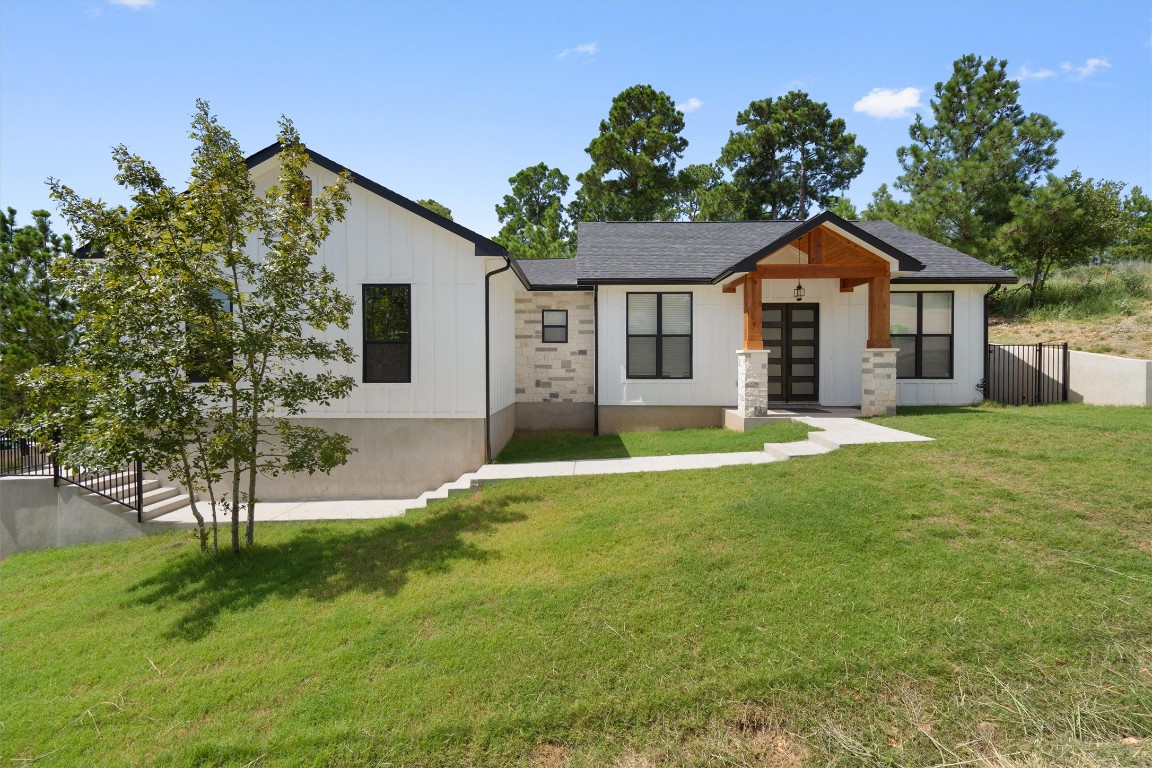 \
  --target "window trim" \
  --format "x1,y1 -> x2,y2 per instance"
626,291 -> 693,380
891,290 -> 954,380
541,309 -> 568,344
362,283 -> 412,384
